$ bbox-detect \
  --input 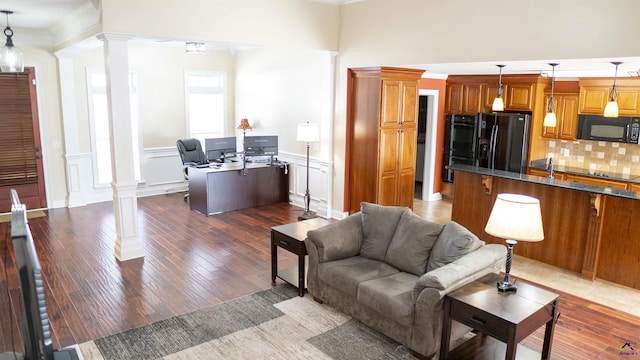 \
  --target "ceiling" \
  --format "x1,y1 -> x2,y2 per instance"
2,0 -> 639,79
